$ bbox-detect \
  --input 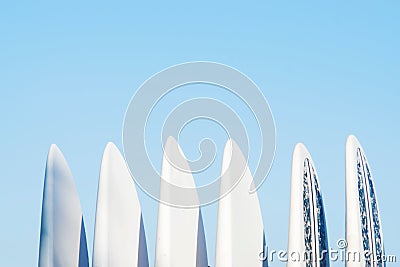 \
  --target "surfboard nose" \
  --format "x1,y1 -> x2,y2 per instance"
38,145 -> 89,267
345,135 -> 385,267
92,142 -> 149,267
215,139 -> 266,267
155,136 -> 208,267
287,143 -> 330,267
